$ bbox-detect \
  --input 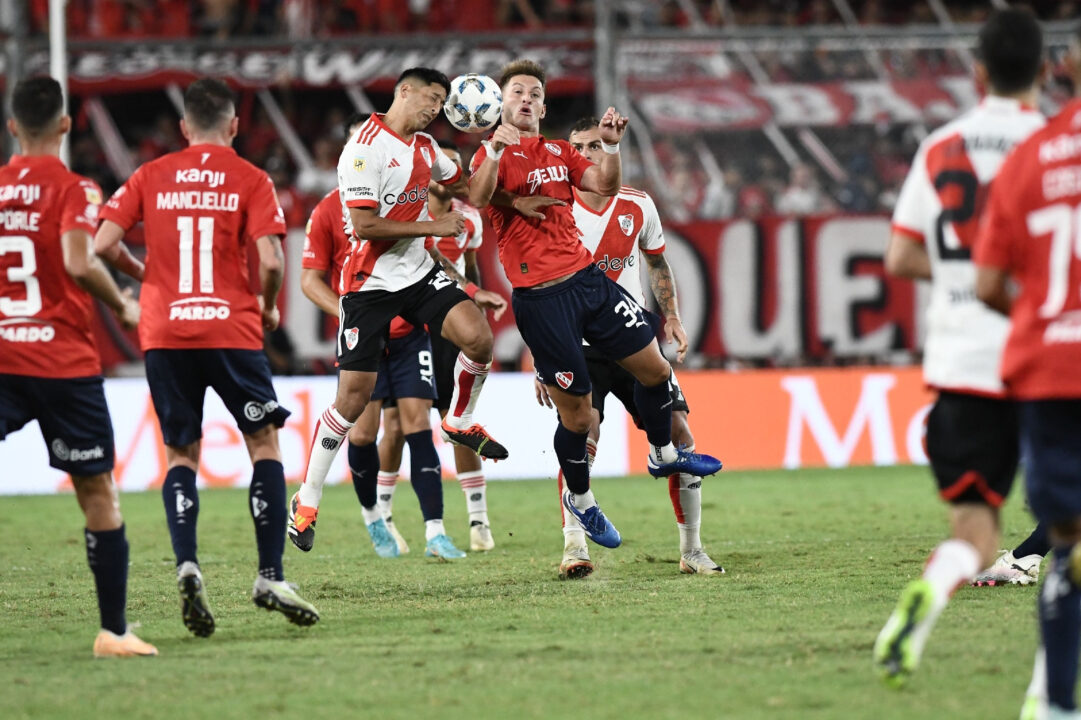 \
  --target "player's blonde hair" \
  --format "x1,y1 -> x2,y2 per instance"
498,59 -> 546,92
